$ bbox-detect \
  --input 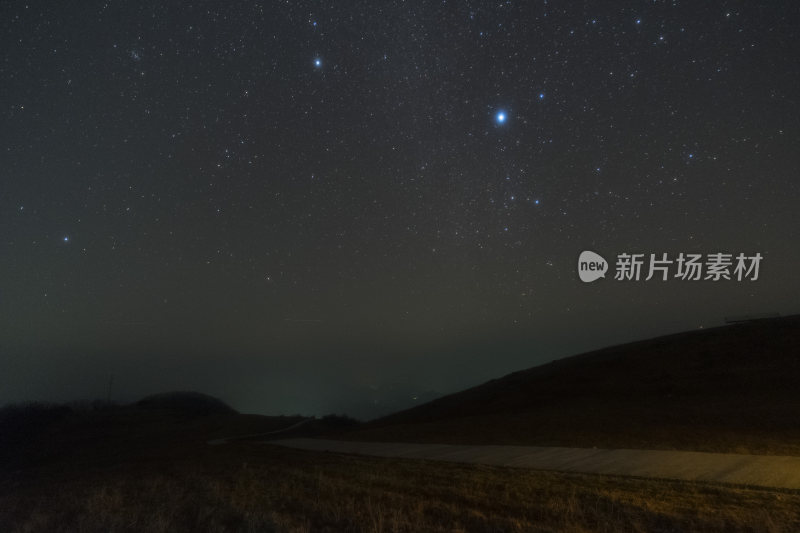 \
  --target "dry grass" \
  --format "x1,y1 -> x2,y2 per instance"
2,434 -> 800,533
